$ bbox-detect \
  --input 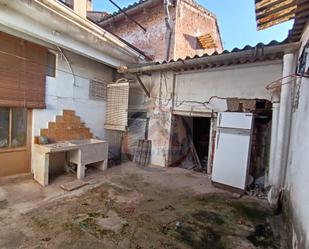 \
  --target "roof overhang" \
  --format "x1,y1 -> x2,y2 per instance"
255,0 -> 297,30
118,42 -> 300,73
0,0 -> 148,68
255,0 -> 309,41
288,0 -> 309,41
